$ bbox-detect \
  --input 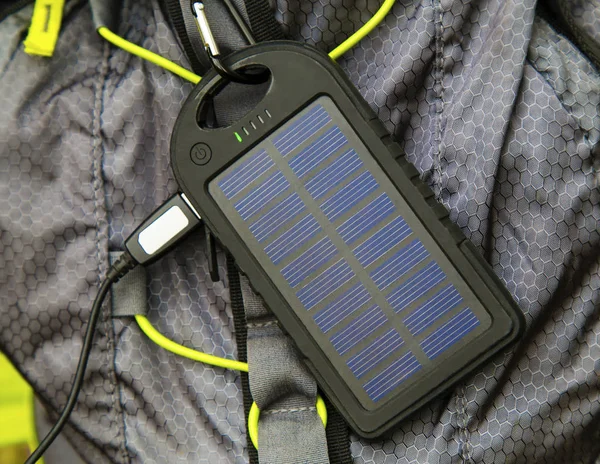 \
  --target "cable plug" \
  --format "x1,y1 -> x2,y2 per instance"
125,193 -> 202,266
